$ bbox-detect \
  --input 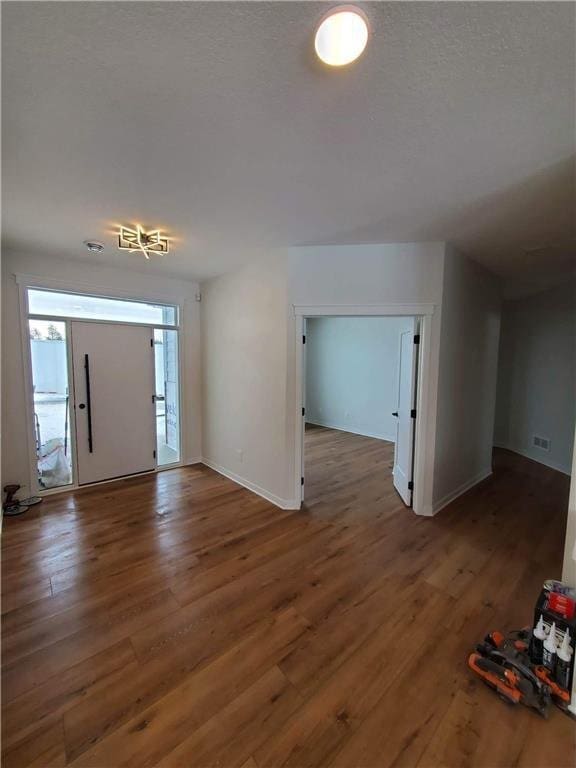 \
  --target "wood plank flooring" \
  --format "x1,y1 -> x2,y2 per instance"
2,429 -> 574,767
303,424 -> 401,523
